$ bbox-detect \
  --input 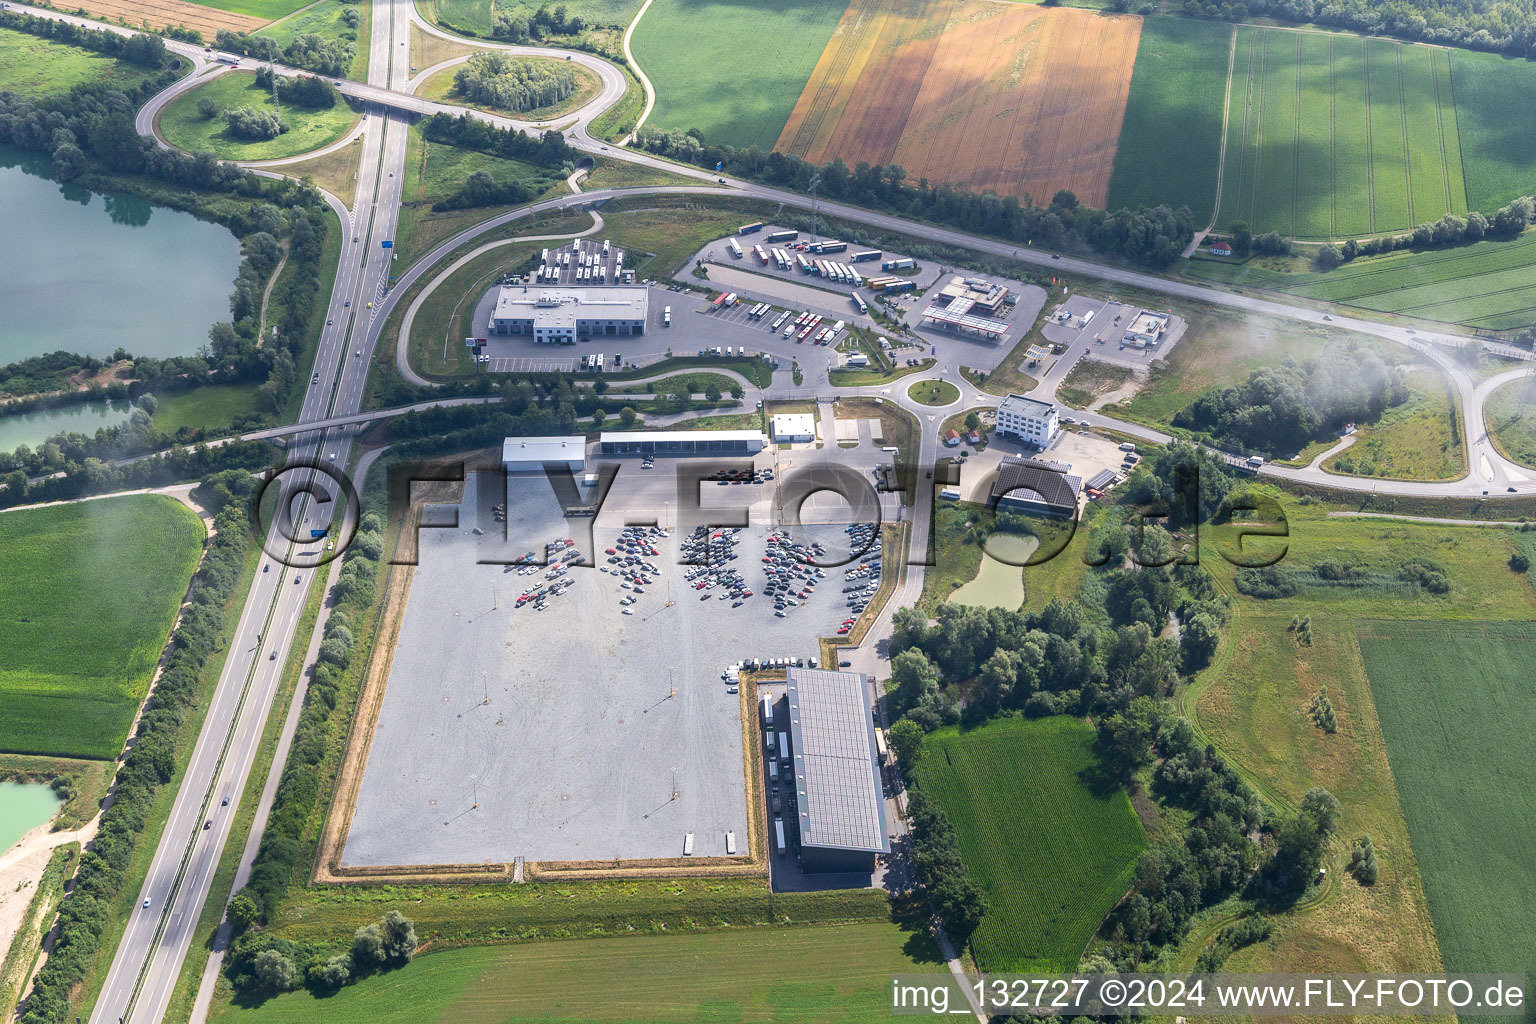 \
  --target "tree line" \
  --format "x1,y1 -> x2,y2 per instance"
453,52 -> 579,113
0,9 -> 169,68
224,908 -> 418,997
1172,347 -> 1407,455
419,111 -> 577,169
18,491 -> 252,1024
634,128 -> 1198,269
213,28 -> 354,78
1312,196 -> 1536,268
1180,0 -> 1536,55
